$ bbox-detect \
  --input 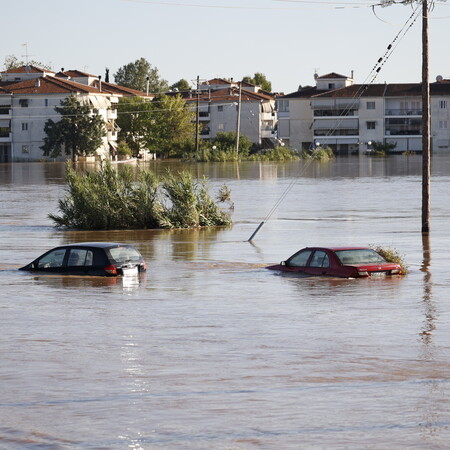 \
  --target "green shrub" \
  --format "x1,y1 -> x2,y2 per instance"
301,146 -> 335,161
372,245 -> 408,274
247,146 -> 300,161
49,162 -> 232,230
